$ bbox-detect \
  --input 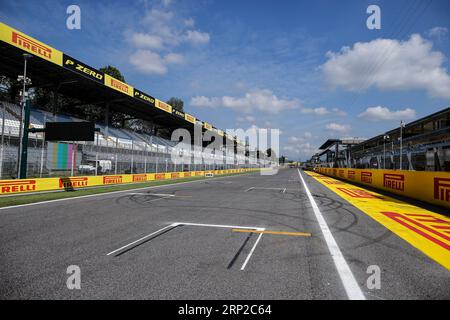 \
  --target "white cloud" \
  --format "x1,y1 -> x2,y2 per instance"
427,27 -> 448,39
164,53 -> 184,64
129,50 -> 184,75
237,115 -> 256,123
283,143 -> 317,158
358,106 -> 416,121
322,34 -> 450,99
190,89 -> 300,114
129,33 -> 164,50
326,123 -> 351,134
128,6 -> 210,74
184,18 -> 195,27
185,30 -> 210,45
301,107 -> 329,116
300,107 -> 346,116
